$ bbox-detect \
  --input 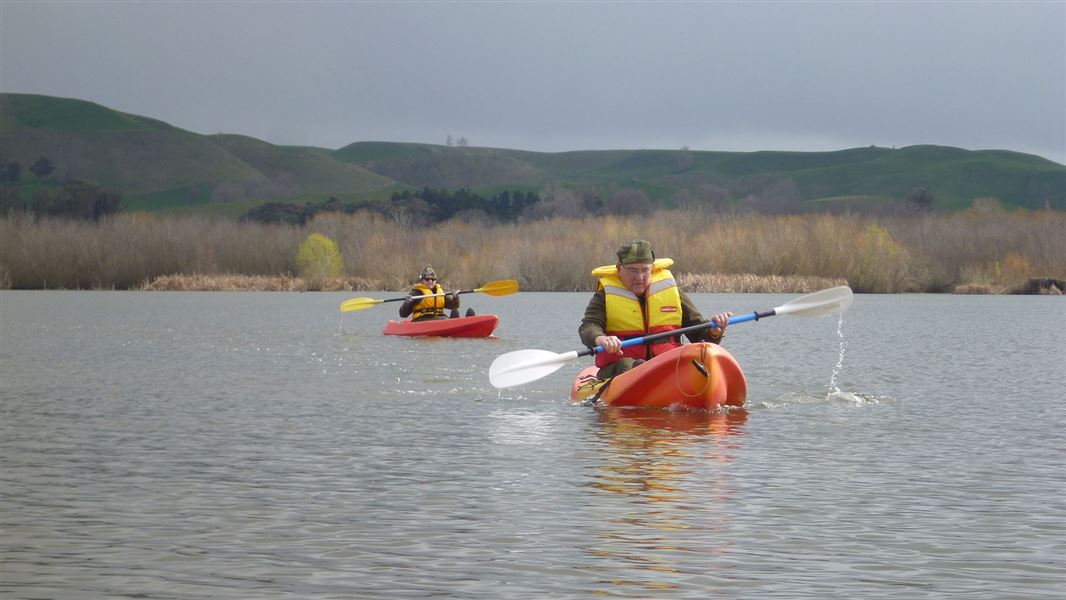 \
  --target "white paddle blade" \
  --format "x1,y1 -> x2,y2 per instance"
775,285 -> 853,317
489,349 -> 580,388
